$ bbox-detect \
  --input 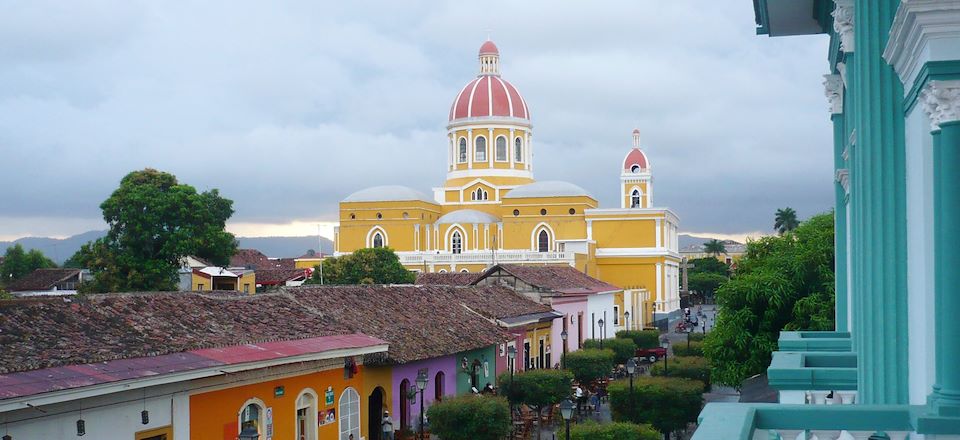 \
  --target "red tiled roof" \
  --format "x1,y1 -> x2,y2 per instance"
256,269 -> 308,285
415,272 -> 481,286
477,264 -> 621,295
230,248 -> 272,269
6,268 -> 80,292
